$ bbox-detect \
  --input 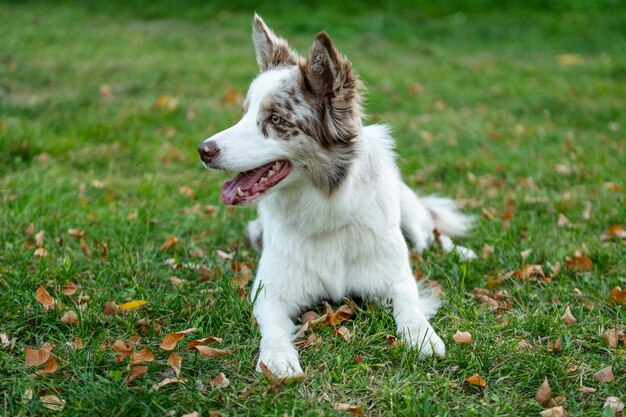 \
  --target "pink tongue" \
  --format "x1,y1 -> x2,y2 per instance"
221,162 -> 273,205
